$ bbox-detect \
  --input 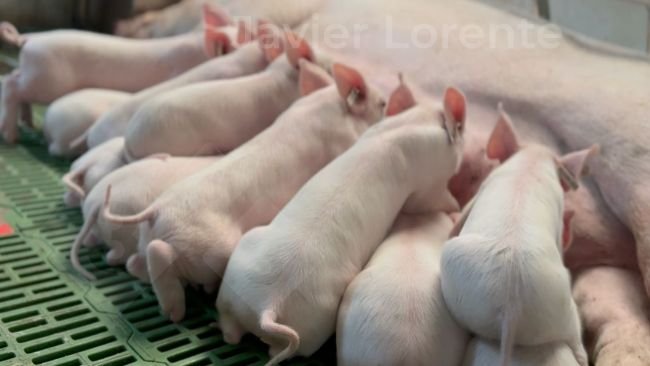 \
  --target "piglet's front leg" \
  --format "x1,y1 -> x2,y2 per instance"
573,266 -> 650,366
